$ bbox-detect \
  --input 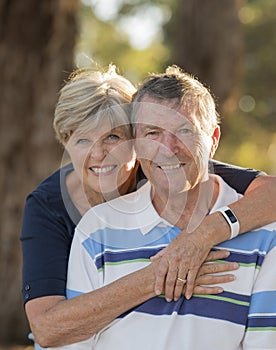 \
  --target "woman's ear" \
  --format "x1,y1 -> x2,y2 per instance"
61,132 -> 72,148
209,126 -> 220,158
